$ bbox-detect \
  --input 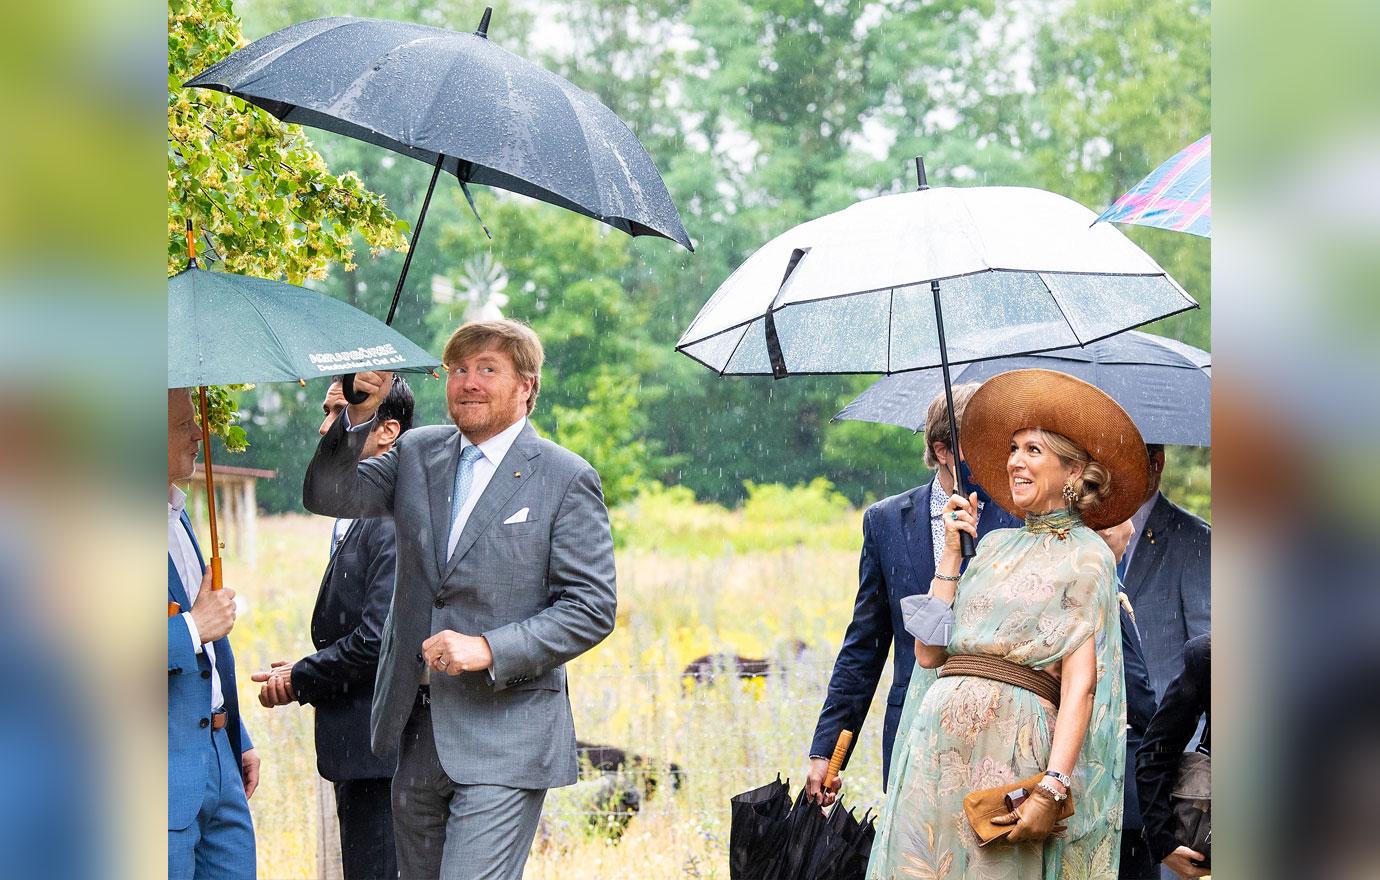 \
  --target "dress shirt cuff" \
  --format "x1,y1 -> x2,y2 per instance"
182,612 -> 205,654
341,408 -> 377,433
899,594 -> 955,646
